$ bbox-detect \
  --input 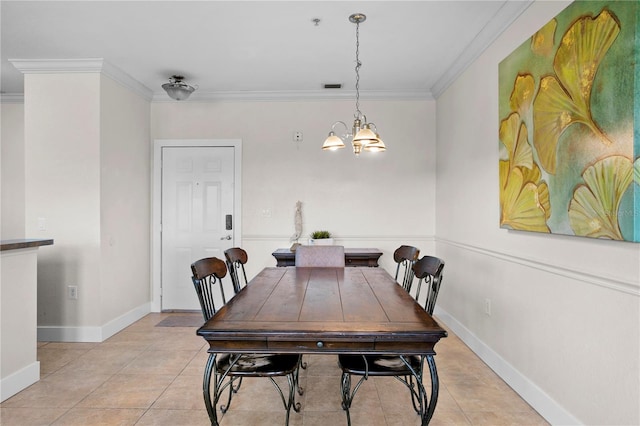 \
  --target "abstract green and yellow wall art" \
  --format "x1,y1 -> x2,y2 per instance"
499,0 -> 640,242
